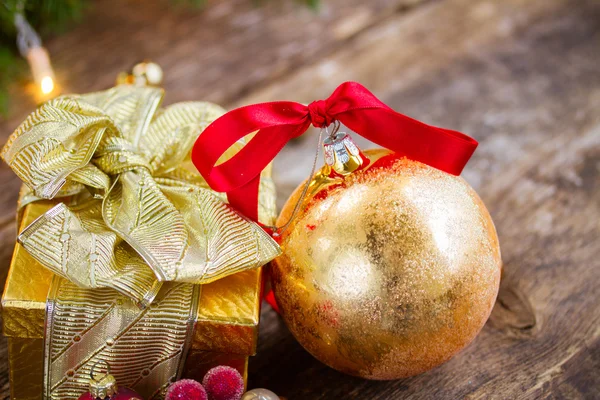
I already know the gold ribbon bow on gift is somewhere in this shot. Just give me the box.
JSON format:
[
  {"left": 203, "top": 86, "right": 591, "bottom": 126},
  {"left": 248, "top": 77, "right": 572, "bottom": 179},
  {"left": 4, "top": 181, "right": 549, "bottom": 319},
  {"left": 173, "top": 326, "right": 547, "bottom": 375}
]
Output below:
[{"left": 1, "top": 85, "right": 281, "bottom": 307}]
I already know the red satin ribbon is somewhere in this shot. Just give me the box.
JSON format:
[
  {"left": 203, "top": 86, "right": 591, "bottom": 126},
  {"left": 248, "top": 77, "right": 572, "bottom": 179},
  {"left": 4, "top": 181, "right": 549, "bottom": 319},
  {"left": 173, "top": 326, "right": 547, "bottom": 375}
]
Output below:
[{"left": 192, "top": 82, "right": 478, "bottom": 221}]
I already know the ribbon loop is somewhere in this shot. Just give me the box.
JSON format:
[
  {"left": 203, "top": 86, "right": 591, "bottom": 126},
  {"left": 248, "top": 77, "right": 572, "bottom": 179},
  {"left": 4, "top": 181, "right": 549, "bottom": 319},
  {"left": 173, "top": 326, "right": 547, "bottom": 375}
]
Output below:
[{"left": 192, "top": 82, "right": 478, "bottom": 222}]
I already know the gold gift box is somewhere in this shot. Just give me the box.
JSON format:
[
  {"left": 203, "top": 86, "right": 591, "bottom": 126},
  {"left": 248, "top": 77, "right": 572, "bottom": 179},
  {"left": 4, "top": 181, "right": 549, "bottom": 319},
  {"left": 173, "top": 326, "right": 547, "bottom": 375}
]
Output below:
[{"left": 3, "top": 201, "right": 265, "bottom": 399}]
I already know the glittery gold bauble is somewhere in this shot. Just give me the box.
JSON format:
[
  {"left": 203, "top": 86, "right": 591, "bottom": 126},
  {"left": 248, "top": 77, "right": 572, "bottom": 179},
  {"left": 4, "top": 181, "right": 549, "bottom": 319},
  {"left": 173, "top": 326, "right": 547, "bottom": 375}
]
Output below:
[
  {"left": 116, "top": 61, "right": 163, "bottom": 87},
  {"left": 271, "top": 136, "right": 501, "bottom": 380}
]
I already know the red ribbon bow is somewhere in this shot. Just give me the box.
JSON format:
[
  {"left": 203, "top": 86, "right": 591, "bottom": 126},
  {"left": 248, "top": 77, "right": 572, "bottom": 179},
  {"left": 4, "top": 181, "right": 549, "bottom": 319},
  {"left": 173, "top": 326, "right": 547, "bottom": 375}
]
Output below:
[{"left": 192, "top": 82, "right": 478, "bottom": 221}]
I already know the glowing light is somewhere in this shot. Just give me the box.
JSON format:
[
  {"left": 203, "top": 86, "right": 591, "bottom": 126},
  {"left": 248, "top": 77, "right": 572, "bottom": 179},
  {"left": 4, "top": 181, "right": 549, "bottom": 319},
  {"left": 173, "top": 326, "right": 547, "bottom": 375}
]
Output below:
[{"left": 40, "top": 76, "right": 54, "bottom": 94}]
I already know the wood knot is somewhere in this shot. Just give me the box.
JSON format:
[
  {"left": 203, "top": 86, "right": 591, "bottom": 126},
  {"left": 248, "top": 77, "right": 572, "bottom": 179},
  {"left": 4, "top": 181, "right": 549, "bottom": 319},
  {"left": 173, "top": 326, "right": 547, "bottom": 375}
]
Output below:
[{"left": 489, "top": 272, "right": 538, "bottom": 337}]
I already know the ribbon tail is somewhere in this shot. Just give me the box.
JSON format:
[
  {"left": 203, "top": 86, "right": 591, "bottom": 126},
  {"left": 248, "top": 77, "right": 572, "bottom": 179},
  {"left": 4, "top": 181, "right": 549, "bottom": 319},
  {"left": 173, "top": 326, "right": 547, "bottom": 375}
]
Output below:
[
  {"left": 228, "top": 175, "right": 262, "bottom": 222},
  {"left": 338, "top": 107, "right": 478, "bottom": 175}
]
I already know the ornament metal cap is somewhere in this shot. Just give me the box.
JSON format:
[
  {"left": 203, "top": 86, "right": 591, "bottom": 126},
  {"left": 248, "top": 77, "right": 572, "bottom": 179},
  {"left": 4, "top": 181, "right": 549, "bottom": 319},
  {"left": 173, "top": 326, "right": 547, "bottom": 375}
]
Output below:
[
  {"left": 323, "top": 131, "right": 363, "bottom": 175},
  {"left": 89, "top": 361, "right": 118, "bottom": 398}
]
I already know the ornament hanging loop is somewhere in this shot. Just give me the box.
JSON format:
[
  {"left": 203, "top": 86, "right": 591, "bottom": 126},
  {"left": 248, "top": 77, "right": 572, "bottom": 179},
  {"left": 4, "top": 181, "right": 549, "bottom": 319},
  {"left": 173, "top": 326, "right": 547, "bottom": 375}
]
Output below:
[
  {"left": 268, "top": 127, "right": 325, "bottom": 238},
  {"left": 266, "top": 121, "right": 357, "bottom": 238},
  {"left": 90, "top": 360, "right": 111, "bottom": 381},
  {"left": 329, "top": 120, "right": 341, "bottom": 140},
  {"left": 88, "top": 360, "right": 119, "bottom": 398}
]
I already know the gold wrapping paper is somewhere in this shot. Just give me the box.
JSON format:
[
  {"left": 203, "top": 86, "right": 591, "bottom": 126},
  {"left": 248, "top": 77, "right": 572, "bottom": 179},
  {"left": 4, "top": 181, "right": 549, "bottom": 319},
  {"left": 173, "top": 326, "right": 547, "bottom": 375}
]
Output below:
[{"left": 7, "top": 337, "right": 45, "bottom": 399}]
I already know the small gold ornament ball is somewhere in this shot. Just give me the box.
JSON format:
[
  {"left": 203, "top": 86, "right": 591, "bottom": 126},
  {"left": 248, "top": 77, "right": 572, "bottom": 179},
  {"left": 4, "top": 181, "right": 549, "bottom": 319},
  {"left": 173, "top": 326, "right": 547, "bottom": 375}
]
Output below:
[
  {"left": 271, "top": 149, "right": 502, "bottom": 380},
  {"left": 133, "top": 62, "right": 163, "bottom": 86},
  {"left": 117, "top": 62, "right": 163, "bottom": 87}
]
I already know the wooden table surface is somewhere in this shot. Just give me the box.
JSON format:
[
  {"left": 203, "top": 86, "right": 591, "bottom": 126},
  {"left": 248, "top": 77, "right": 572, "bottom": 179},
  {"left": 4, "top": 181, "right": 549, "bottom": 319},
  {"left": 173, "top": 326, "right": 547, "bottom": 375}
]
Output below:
[{"left": 1, "top": 0, "right": 599, "bottom": 398}]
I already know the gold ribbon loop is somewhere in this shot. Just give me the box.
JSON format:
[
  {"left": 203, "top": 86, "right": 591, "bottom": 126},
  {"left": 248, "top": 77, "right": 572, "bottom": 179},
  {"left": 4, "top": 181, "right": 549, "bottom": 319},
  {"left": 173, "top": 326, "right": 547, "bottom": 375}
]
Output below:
[
  {"left": 2, "top": 85, "right": 281, "bottom": 306},
  {"left": 2, "top": 96, "right": 114, "bottom": 199}
]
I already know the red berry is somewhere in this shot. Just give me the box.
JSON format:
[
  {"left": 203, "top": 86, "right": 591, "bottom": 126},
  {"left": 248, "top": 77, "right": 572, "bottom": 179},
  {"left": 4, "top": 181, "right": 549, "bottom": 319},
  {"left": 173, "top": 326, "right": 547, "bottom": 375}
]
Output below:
[
  {"left": 166, "top": 379, "right": 208, "bottom": 400},
  {"left": 202, "top": 366, "right": 244, "bottom": 400}
]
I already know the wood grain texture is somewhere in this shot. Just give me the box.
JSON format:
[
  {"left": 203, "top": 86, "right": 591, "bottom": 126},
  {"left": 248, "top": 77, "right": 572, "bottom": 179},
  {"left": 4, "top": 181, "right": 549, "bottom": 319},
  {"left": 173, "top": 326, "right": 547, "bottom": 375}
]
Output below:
[{"left": 1, "top": 0, "right": 598, "bottom": 398}]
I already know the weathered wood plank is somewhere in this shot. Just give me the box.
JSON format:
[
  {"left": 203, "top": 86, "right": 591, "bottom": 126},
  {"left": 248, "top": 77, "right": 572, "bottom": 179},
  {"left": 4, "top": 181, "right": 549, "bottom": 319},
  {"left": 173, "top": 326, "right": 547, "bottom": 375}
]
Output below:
[
  {"left": 242, "top": 0, "right": 600, "bottom": 398},
  {"left": 235, "top": 0, "right": 588, "bottom": 204},
  {"left": 0, "top": 0, "right": 425, "bottom": 134}
]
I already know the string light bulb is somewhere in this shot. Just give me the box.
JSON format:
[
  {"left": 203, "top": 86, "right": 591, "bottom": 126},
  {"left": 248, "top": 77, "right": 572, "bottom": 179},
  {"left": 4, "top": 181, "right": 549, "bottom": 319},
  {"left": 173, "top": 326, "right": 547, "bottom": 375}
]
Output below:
[
  {"left": 25, "top": 46, "right": 56, "bottom": 96},
  {"left": 41, "top": 76, "right": 54, "bottom": 95},
  {"left": 15, "top": 7, "right": 58, "bottom": 99}
]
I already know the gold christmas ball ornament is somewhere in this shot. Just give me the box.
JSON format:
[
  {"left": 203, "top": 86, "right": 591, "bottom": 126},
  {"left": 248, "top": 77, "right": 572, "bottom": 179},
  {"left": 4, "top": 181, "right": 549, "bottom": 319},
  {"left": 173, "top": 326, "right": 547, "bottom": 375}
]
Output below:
[
  {"left": 133, "top": 62, "right": 163, "bottom": 86},
  {"left": 117, "top": 61, "right": 163, "bottom": 87},
  {"left": 271, "top": 133, "right": 501, "bottom": 380}
]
